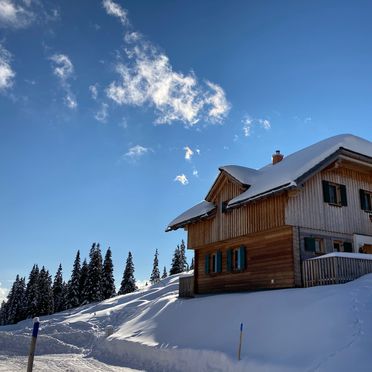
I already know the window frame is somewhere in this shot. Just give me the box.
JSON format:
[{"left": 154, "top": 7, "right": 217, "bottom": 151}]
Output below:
[
  {"left": 360, "top": 189, "right": 372, "bottom": 212},
  {"left": 322, "top": 180, "right": 347, "bottom": 207}
]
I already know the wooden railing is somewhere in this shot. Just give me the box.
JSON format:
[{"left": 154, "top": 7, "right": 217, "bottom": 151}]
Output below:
[
  {"left": 303, "top": 255, "right": 372, "bottom": 288},
  {"left": 179, "top": 275, "right": 194, "bottom": 298}
]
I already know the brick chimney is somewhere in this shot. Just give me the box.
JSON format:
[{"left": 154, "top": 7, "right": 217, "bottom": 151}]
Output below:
[{"left": 272, "top": 150, "right": 284, "bottom": 165}]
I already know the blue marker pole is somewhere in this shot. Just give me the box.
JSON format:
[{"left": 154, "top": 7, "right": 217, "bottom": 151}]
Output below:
[
  {"left": 27, "top": 317, "right": 40, "bottom": 372},
  {"left": 238, "top": 322, "right": 243, "bottom": 361}
]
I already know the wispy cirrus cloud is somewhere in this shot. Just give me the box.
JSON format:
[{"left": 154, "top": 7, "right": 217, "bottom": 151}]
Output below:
[
  {"left": 50, "top": 53, "right": 77, "bottom": 109},
  {"left": 89, "top": 84, "right": 98, "bottom": 100},
  {"left": 0, "top": 0, "right": 34, "bottom": 29},
  {"left": 242, "top": 115, "right": 271, "bottom": 137},
  {"left": 103, "top": 0, "right": 230, "bottom": 126},
  {"left": 124, "top": 145, "right": 150, "bottom": 161},
  {"left": 95, "top": 102, "right": 109, "bottom": 123},
  {"left": 174, "top": 174, "right": 188, "bottom": 185},
  {"left": 0, "top": 44, "right": 15, "bottom": 92}
]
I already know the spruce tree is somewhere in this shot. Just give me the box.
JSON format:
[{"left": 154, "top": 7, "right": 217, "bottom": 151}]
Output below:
[
  {"left": 190, "top": 257, "right": 194, "bottom": 270},
  {"left": 150, "top": 249, "right": 160, "bottom": 285},
  {"left": 118, "top": 251, "right": 137, "bottom": 294},
  {"left": 25, "top": 264, "right": 40, "bottom": 318},
  {"left": 52, "top": 264, "right": 64, "bottom": 313},
  {"left": 86, "top": 243, "right": 103, "bottom": 302},
  {"left": 37, "top": 267, "right": 54, "bottom": 316},
  {"left": 66, "top": 250, "right": 81, "bottom": 309},
  {"left": 6, "top": 275, "right": 26, "bottom": 324},
  {"left": 102, "top": 247, "right": 115, "bottom": 300},
  {"left": 0, "top": 300, "right": 7, "bottom": 326},
  {"left": 180, "top": 239, "right": 188, "bottom": 271},
  {"left": 161, "top": 266, "right": 167, "bottom": 279},
  {"left": 79, "top": 259, "right": 89, "bottom": 305},
  {"left": 169, "top": 245, "right": 182, "bottom": 275}
]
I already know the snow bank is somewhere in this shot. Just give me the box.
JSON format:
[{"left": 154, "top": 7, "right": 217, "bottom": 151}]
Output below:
[{"left": 2, "top": 272, "right": 372, "bottom": 371}]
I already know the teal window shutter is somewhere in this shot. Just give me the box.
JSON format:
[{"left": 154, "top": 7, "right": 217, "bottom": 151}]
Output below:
[
  {"left": 217, "top": 251, "right": 222, "bottom": 273},
  {"left": 304, "top": 237, "right": 316, "bottom": 252},
  {"left": 343, "top": 242, "right": 352, "bottom": 253},
  {"left": 322, "top": 181, "right": 330, "bottom": 203},
  {"left": 227, "top": 249, "right": 232, "bottom": 272},
  {"left": 360, "top": 189, "right": 366, "bottom": 210},
  {"left": 205, "top": 254, "right": 210, "bottom": 274},
  {"left": 239, "top": 246, "right": 246, "bottom": 270},
  {"left": 340, "top": 185, "right": 347, "bottom": 206}
]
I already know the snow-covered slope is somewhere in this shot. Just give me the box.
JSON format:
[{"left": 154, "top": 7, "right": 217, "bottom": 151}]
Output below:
[{"left": 1, "top": 273, "right": 372, "bottom": 371}]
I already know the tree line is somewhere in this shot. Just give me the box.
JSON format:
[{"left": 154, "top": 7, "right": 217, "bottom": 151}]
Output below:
[{"left": 0, "top": 240, "right": 191, "bottom": 326}]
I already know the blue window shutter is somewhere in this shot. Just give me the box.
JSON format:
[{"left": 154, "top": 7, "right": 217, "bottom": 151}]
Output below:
[
  {"left": 205, "top": 254, "right": 210, "bottom": 274},
  {"left": 322, "top": 180, "right": 330, "bottom": 203},
  {"left": 217, "top": 251, "right": 222, "bottom": 273},
  {"left": 340, "top": 185, "right": 347, "bottom": 206},
  {"left": 227, "top": 249, "right": 232, "bottom": 272},
  {"left": 343, "top": 242, "right": 352, "bottom": 253},
  {"left": 304, "top": 237, "right": 316, "bottom": 252},
  {"left": 239, "top": 246, "right": 246, "bottom": 270},
  {"left": 360, "top": 189, "right": 367, "bottom": 210}
]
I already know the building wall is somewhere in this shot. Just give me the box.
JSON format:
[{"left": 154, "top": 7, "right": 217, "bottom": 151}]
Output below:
[
  {"left": 187, "top": 176, "right": 287, "bottom": 249},
  {"left": 194, "top": 226, "right": 294, "bottom": 294},
  {"left": 285, "top": 167, "right": 372, "bottom": 236}
]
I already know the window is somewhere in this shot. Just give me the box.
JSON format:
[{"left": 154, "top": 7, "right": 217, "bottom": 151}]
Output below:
[
  {"left": 205, "top": 251, "right": 222, "bottom": 274},
  {"left": 221, "top": 200, "right": 229, "bottom": 213},
  {"left": 333, "top": 241, "right": 353, "bottom": 253},
  {"left": 360, "top": 189, "right": 372, "bottom": 212},
  {"left": 322, "top": 180, "right": 347, "bottom": 206},
  {"left": 304, "top": 237, "right": 324, "bottom": 253},
  {"left": 227, "top": 246, "right": 246, "bottom": 272}
]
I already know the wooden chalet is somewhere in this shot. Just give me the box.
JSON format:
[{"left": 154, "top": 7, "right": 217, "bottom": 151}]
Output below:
[{"left": 166, "top": 134, "right": 372, "bottom": 294}]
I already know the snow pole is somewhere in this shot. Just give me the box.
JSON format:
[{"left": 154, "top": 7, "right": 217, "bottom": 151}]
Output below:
[
  {"left": 238, "top": 322, "right": 243, "bottom": 361},
  {"left": 27, "top": 317, "right": 40, "bottom": 372}
]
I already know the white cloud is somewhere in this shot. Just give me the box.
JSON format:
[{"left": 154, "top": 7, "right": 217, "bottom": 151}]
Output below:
[
  {"left": 95, "top": 102, "right": 109, "bottom": 123},
  {"left": 242, "top": 115, "right": 271, "bottom": 137},
  {"left": 0, "top": 0, "right": 34, "bottom": 29},
  {"left": 174, "top": 174, "right": 188, "bottom": 185},
  {"left": 304, "top": 117, "right": 312, "bottom": 124},
  {"left": 0, "top": 45, "right": 15, "bottom": 91},
  {"left": 89, "top": 84, "right": 98, "bottom": 100},
  {"left": 184, "top": 146, "right": 193, "bottom": 161},
  {"left": 192, "top": 169, "right": 199, "bottom": 177},
  {"left": 0, "top": 282, "right": 8, "bottom": 303},
  {"left": 104, "top": 0, "right": 230, "bottom": 126},
  {"left": 102, "top": 0, "right": 128, "bottom": 26},
  {"left": 118, "top": 117, "right": 128, "bottom": 129},
  {"left": 50, "top": 53, "right": 77, "bottom": 109},
  {"left": 195, "top": 148, "right": 200, "bottom": 155},
  {"left": 124, "top": 145, "right": 149, "bottom": 160}
]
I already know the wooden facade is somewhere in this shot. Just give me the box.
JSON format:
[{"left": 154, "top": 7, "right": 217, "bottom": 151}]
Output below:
[{"left": 171, "top": 140, "right": 372, "bottom": 294}]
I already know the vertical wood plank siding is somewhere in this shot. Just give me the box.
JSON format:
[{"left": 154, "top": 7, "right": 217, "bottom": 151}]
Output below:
[
  {"left": 195, "top": 226, "right": 294, "bottom": 293},
  {"left": 303, "top": 256, "right": 372, "bottom": 287},
  {"left": 286, "top": 168, "right": 372, "bottom": 236},
  {"left": 187, "top": 178, "right": 287, "bottom": 249}
]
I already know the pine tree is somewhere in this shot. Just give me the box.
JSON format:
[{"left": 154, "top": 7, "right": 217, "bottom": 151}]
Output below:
[
  {"left": 79, "top": 259, "right": 89, "bottom": 305},
  {"left": 161, "top": 266, "right": 167, "bottom": 279},
  {"left": 118, "top": 251, "right": 137, "bottom": 294},
  {"left": 37, "top": 267, "right": 54, "bottom": 316},
  {"left": 66, "top": 250, "right": 81, "bottom": 309},
  {"left": 150, "top": 249, "right": 160, "bottom": 285},
  {"left": 102, "top": 247, "right": 115, "bottom": 300},
  {"left": 180, "top": 239, "right": 188, "bottom": 271},
  {"left": 52, "top": 264, "right": 64, "bottom": 313},
  {"left": 190, "top": 257, "right": 194, "bottom": 271},
  {"left": 25, "top": 264, "right": 40, "bottom": 318},
  {"left": 5, "top": 275, "right": 26, "bottom": 324},
  {"left": 86, "top": 243, "right": 103, "bottom": 302},
  {"left": 0, "top": 300, "right": 7, "bottom": 325},
  {"left": 169, "top": 245, "right": 182, "bottom": 275}
]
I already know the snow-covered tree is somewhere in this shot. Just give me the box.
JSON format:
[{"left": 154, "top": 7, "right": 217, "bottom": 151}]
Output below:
[
  {"left": 52, "top": 264, "right": 64, "bottom": 313},
  {"left": 118, "top": 251, "right": 137, "bottom": 295},
  {"left": 66, "top": 250, "right": 81, "bottom": 309},
  {"left": 79, "top": 258, "right": 89, "bottom": 305},
  {"left": 37, "top": 267, "right": 54, "bottom": 316},
  {"left": 169, "top": 245, "right": 183, "bottom": 275},
  {"left": 25, "top": 264, "right": 40, "bottom": 318},
  {"left": 150, "top": 249, "right": 160, "bottom": 285},
  {"left": 102, "top": 247, "right": 115, "bottom": 300},
  {"left": 86, "top": 243, "right": 103, "bottom": 302},
  {"left": 161, "top": 266, "right": 167, "bottom": 279}
]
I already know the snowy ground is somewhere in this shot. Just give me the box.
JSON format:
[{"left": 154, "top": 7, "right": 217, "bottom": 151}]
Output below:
[{"left": 1, "top": 273, "right": 372, "bottom": 371}]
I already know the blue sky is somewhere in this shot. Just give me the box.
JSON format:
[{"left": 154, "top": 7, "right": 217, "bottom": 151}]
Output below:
[{"left": 1, "top": 0, "right": 371, "bottom": 300}]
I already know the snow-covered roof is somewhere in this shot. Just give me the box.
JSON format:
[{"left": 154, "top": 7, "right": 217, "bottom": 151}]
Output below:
[
  {"left": 228, "top": 134, "right": 372, "bottom": 207},
  {"left": 310, "top": 252, "right": 372, "bottom": 261},
  {"left": 166, "top": 200, "right": 216, "bottom": 231},
  {"left": 167, "top": 134, "right": 372, "bottom": 230},
  {"left": 219, "top": 165, "right": 259, "bottom": 186}
]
